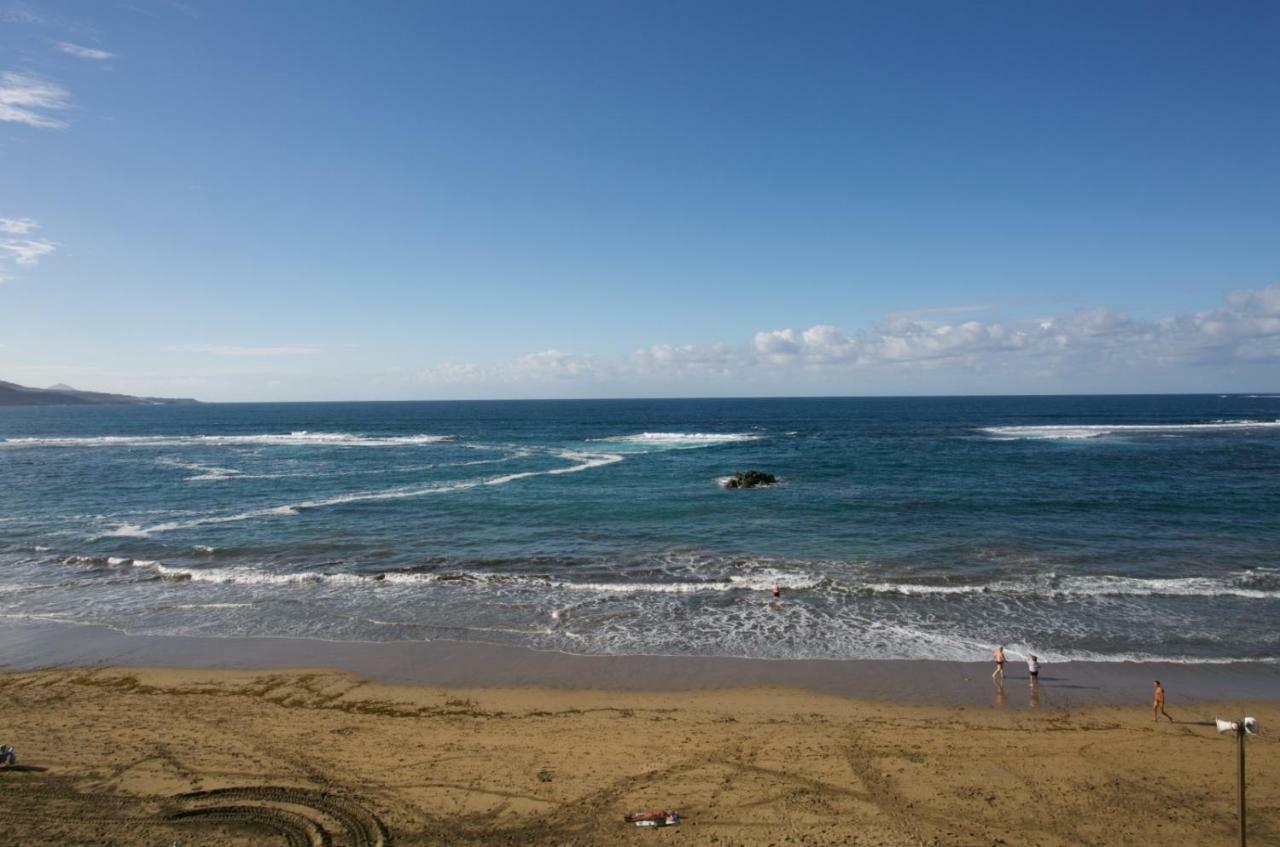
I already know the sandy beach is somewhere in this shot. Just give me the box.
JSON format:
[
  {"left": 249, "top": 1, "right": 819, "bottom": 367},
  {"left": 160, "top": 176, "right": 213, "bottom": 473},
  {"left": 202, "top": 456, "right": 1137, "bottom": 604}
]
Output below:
[{"left": 1, "top": 626, "right": 1277, "bottom": 846}]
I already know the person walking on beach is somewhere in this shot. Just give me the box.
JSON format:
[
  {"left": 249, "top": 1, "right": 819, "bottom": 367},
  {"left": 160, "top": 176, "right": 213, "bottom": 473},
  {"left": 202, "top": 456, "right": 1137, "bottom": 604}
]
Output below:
[
  {"left": 1152, "top": 680, "right": 1173, "bottom": 722},
  {"left": 992, "top": 645, "right": 1006, "bottom": 680},
  {"left": 1026, "top": 653, "right": 1040, "bottom": 685}
]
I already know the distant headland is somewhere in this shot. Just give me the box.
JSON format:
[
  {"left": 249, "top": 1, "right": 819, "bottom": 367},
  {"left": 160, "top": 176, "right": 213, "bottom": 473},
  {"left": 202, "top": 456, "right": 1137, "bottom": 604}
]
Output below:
[{"left": 0, "top": 379, "right": 199, "bottom": 407}]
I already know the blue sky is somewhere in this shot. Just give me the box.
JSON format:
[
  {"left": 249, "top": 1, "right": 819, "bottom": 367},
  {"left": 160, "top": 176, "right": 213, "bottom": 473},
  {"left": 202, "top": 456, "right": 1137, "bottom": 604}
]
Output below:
[{"left": 2, "top": 1, "right": 1278, "bottom": 400}]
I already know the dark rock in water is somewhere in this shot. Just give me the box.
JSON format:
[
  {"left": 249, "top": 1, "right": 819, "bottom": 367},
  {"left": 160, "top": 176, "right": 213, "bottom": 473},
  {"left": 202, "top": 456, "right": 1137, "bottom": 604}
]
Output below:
[{"left": 723, "top": 470, "right": 777, "bottom": 489}]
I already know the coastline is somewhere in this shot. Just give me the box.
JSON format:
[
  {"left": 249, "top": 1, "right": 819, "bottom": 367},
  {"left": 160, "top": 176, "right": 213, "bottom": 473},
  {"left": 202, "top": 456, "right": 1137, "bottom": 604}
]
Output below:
[
  {"left": 3, "top": 619, "right": 1278, "bottom": 707},
  {"left": 3, "top": 620, "right": 1278, "bottom": 845}
]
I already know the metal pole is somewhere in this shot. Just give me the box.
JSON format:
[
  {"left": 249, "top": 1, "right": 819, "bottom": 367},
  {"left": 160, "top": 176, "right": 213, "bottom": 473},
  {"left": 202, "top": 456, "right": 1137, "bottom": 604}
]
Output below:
[{"left": 1237, "top": 725, "right": 1246, "bottom": 847}]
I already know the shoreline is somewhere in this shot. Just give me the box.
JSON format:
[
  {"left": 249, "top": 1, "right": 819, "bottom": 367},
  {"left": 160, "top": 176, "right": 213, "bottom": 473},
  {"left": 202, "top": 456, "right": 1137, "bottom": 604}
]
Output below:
[
  {"left": 3, "top": 620, "right": 1277, "bottom": 707},
  {"left": 3, "top": 620, "right": 1278, "bottom": 844}
]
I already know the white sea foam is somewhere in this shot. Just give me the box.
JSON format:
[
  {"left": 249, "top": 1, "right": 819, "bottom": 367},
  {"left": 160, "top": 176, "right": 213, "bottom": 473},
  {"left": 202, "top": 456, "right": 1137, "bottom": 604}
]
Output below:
[
  {"left": 106, "top": 561, "right": 823, "bottom": 594},
  {"left": 102, "top": 524, "right": 149, "bottom": 538},
  {"left": 860, "top": 571, "right": 1280, "bottom": 599},
  {"left": 103, "top": 505, "right": 300, "bottom": 537},
  {"left": 554, "top": 572, "right": 821, "bottom": 595},
  {"left": 157, "top": 458, "right": 243, "bottom": 481},
  {"left": 67, "top": 546, "right": 1280, "bottom": 603},
  {"left": 2, "top": 431, "right": 454, "bottom": 449},
  {"left": 590, "top": 432, "right": 763, "bottom": 447},
  {"left": 154, "top": 563, "right": 367, "bottom": 585},
  {"left": 484, "top": 450, "right": 623, "bottom": 485},
  {"left": 171, "top": 603, "right": 253, "bottom": 609},
  {"left": 101, "top": 450, "right": 624, "bottom": 537},
  {"left": 981, "top": 420, "right": 1280, "bottom": 440},
  {"left": 30, "top": 554, "right": 1280, "bottom": 663}
]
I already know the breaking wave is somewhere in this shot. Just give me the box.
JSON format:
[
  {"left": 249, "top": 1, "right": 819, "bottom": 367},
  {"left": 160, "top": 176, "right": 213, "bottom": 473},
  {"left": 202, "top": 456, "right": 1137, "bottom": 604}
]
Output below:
[
  {"left": 981, "top": 420, "right": 1280, "bottom": 440},
  {"left": 1, "top": 431, "right": 454, "bottom": 448},
  {"left": 590, "top": 432, "right": 763, "bottom": 447},
  {"left": 860, "top": 570, "right": 1280, "bottom": 600},
  {"left": 61, "top": 553, "right": 1279, "bottom": 601}
]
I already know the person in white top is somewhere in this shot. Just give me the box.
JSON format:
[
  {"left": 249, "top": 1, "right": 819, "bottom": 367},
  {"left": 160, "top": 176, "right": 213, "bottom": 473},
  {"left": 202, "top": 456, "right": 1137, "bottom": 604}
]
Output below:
[{"left": 1026, "top": 654, "right": 1040, "bottom": 685}]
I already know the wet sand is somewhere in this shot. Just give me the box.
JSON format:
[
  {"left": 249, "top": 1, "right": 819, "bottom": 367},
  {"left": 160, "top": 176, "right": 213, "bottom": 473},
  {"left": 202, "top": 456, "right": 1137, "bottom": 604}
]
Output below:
[
  {"left": 1, "top": 622, "right": 1277, "bottom": 845},
  {"left": 3, "top": 620, "right": 1279, "bottom": 706}
]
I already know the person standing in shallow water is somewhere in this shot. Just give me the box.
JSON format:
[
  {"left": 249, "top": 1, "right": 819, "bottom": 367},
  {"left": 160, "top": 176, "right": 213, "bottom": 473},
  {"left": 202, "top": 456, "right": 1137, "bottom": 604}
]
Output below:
[
  {"left": 992, "top": 645, "right": 1006, "bottom": 680},
  {"left": 1152, "top": 680, "right": 1174, "bottom": 722}
]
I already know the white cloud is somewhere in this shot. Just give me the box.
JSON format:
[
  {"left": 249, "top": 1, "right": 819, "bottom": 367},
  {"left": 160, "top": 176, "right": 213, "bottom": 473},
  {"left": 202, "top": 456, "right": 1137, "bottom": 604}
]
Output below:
[
  {"left": 752, "top": 328, "right": 801, "bottom": 363},
  {"left": 630, "top": 342, "right": 738, "bottom": 377},
  {"left": 0, "top": 218, "right": 38, "bottom": 234},
  {"left": 0, "top": 237, "right": 54, "bottom": 265},
  {"left": 162, "top": 344, "right": 323, "bottom": 357},
  {"left": 0, "top": 71, "right": 71, "bottom": 129},
  {"left": 56, "top": 42, "right": 116, "bottom": 61},
  {"left": 416, "top": 282, "right": 1280, "bottom": 391},
  {"left": 513, "top": 349, "right": 597, "bottom": 378},
  {"left": 0, "top": 217, "right": 54, "bottom": 282}
]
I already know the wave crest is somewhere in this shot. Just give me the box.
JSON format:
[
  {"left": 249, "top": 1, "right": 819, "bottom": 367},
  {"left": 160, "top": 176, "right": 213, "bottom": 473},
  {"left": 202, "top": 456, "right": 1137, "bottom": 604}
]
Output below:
[
  {"left": 2, "top": 431, "right": 454, "bottom": 449},
  {"left": 981, "top": 420, "right": 1280, "bottom": 440},
  {"left": 590, "top": 432, "right": 762, "bottom": 447}
]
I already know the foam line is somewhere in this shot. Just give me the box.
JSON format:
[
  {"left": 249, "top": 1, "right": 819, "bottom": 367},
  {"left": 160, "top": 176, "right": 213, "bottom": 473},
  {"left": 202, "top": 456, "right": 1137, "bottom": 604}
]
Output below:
[
  {"left": 102, "top": 450, "right": 624, "bottom": 537},
  {"left": 66, "top": 552, "right": 1277, "bottom": 600},
  {"left": 861, "top": 572, "right": 1280, "bottom": 599},
  {"left": 981, "top": 420, "right": 1280, "bottom": 440},
  {"left": 590, "top": 432, "right": 762, "bottom": 447},
  {"left": 2, "top": 432, "right": 453, "bottom": 448}
]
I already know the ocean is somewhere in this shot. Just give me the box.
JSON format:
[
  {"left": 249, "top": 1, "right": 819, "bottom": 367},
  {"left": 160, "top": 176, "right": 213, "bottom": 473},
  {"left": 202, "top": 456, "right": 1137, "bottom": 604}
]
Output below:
[{"left": 1, "top": 395, "right": 1277, "bottom": 664}]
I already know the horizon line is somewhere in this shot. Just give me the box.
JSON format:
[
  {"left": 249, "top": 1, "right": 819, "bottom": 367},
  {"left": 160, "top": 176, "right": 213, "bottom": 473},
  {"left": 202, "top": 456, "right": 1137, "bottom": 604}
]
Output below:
[{"left": 137, "top": 389, "right": 1280, "bottom": 405}]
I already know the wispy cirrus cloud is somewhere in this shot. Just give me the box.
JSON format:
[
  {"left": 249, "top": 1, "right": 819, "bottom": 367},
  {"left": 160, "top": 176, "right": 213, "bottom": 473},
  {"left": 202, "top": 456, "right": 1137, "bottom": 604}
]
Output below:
[
  {"left": 162, "top": 344, "right": 323, "bottom": 357},
  {"left": 55, "top": 41, "right": 115, "bottom": 61},
  {"left": 0, "top": 218, "right": 39, "bottom": 235},
  {"left": 0, "top": 71, "right": 72, "bottom": 129},
  {"left": 0, "top": 238, "right": 55, "bottom": 265},
  {"left": 0, "top": 217, "right": 55, "bottom": 282}
]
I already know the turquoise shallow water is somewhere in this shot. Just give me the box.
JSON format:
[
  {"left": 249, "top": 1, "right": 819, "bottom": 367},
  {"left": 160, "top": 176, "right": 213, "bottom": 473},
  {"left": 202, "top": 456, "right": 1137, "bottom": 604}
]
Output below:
[{"left": 1, "top": 395, "right": 1277, "bottom": 662}]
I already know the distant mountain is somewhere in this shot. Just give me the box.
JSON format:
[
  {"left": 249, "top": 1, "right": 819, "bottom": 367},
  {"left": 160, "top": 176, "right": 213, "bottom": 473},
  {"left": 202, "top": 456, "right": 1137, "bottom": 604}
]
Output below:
[{"left": 0, "top": 380, "right": 200, "bottom": 407}]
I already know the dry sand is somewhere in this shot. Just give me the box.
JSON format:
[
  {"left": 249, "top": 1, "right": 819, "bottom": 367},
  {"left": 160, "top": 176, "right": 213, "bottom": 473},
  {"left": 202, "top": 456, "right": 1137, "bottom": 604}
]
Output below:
[{"left": 1, "top": 665, "right": 1275, "bottom": 846}]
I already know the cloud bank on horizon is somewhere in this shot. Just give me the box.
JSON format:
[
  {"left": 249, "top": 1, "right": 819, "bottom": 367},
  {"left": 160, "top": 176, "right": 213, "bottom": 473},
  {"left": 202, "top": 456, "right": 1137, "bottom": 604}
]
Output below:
[
  {"left": 7, "top": 281, "right": 1276, "bottom": 401},
  {"left": 409, "top": 282, "right": 1280, "bottom": 396}
]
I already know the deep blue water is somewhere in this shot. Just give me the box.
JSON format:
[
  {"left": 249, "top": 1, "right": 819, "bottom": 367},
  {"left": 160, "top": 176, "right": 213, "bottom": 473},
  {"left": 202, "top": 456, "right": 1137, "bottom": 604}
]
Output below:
[{"left": 1, "top": 395, "right": 1277, "bottom": 662}]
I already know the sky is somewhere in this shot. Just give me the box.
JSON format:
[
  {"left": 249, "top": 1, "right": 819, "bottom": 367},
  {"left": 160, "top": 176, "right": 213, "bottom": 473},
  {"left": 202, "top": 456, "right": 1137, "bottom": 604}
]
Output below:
[{"left": 1, "top": 1, "right": 1278, "bottom": 401}]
